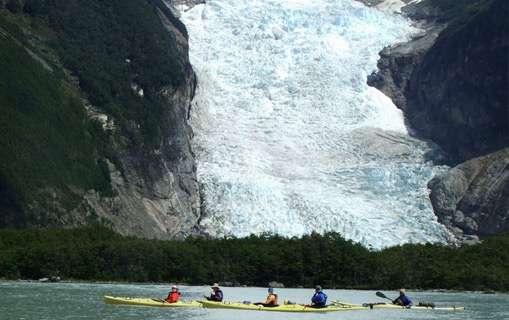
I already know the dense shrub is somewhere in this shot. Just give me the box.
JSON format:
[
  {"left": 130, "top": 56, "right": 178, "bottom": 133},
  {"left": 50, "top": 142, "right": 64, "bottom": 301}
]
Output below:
[{"left": 1, "top": 227, "right": 508, "bottom": 291}]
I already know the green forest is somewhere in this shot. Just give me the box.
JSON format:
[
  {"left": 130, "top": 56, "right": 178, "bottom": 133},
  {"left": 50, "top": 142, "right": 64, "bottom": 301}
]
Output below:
[{"left": 1, "top": 227, "right": 508, "bottom": 291}]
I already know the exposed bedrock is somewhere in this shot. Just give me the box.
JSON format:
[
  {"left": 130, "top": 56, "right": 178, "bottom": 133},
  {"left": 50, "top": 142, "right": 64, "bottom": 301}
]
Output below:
[
  {"left": 429, "top": 148, "right": 509, "bottom": 241},
  {"left": 0, "top": 0, "right": 201, "bottom": 239},
  {"left": 369, "top": 0, "right": 509, "bottom": 163},
  {"left": 365, "top": 0, "right": 509, "bottom": 239}
]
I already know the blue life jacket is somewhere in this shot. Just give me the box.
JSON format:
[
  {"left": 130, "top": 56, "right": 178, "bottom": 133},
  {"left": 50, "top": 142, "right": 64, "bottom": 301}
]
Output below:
[
  {"left": 401, "top": 294, "right": 412, "bottom": 306},
  {"left": 395, "top": 294, "right": 412, "bottom": 307},
  {"left": 311, "top": 291, "right": 327, "bottom": 306}
]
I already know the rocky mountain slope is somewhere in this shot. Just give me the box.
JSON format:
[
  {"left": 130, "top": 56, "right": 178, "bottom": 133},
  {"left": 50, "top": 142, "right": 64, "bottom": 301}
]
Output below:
[
  {"left": 0, "top": 0, "right": 201, "bottom": 238},
  {"left": 365, "top": 0, "right": 508, "bottom": 241}
]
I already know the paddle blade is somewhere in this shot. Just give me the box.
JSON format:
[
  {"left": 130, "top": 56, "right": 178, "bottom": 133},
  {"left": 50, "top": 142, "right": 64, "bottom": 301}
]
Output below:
[{"left": 376, "top": 291, "right": 389, "bottom": 299}]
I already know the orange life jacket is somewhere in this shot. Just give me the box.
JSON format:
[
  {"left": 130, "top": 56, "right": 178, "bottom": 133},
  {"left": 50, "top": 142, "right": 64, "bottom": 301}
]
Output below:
[{"left": 166, "top": 291, "right": 181, "bottom": 303}]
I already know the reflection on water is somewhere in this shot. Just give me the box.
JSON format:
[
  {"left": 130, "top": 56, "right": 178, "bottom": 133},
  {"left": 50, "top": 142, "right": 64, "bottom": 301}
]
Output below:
[{"left": 1, "top": 281, "right": 508, "bottom": 320}]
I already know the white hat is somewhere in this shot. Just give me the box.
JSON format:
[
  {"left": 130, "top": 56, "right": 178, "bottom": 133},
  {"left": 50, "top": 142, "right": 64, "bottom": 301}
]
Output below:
[{"left": 211, "top": 283, "right": 220, "bottom": 288}]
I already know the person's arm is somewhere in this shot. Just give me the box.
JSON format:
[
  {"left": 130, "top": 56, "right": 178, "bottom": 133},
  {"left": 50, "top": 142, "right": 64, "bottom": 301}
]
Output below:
[{"left": 217, "top": 290, "right": 223, "bottom": 301}]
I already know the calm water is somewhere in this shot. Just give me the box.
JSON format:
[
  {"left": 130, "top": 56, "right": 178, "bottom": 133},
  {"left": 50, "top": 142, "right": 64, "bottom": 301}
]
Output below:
[{"left": 1, "top": 281, "right": 508, "bottom": 319}]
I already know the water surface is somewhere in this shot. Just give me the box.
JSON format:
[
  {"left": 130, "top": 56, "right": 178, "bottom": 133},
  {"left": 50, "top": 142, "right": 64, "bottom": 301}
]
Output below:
[{"left": 2, "top": 281, "right": 508, "bottom": 319}]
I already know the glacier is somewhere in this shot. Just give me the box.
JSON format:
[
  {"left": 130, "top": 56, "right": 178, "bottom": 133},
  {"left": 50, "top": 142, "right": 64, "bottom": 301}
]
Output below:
[{"left": 181, "top": 0, "right": 452, "bottom": 248}]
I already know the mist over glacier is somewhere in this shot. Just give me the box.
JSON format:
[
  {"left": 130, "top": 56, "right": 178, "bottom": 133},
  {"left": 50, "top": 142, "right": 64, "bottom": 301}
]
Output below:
[{"left": 181, "top": 0, "right": 451, "bottom": 248}]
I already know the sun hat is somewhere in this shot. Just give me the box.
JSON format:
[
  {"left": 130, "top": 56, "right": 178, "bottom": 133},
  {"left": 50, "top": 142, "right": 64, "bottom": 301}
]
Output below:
[{"left": 211, "top": 283, "right": 220, "bottom": 288}]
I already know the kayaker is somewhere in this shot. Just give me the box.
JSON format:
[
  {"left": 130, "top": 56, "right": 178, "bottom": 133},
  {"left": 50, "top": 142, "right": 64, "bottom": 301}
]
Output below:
[
  {"left": 310, "top": 285, "right": 327, "bottom": 308},
  {"left": 165, "top": 285, "right": 181, "bottom": 303},
  {"left": 393, "top": 289, "right": 413, "bottom": 307},
  {"left": 206, "top": 283, "right": 224, "bottom": 302},
  {"left": 254, "top": 287, "right": 279, "bottom": 307}
]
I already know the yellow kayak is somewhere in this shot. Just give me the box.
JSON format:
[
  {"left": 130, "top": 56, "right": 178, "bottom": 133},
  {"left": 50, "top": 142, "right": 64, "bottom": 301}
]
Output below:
[
  {"left": 104, "top": 296, "right": 202, "bottom": 308},
  {"left": 371, "top": 303, "right": 464, "bottom": 311},
  {"left": 335, "top": 301, "right": 465, "bottom": 311},
  {"left": 199, "top": 300, "right": 366, "bottom": 312}
]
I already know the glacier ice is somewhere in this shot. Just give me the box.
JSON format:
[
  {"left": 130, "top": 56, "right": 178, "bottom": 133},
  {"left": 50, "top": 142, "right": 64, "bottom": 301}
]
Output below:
[{"left": 181, "top": 0, "right": 451, "bottom": 248}]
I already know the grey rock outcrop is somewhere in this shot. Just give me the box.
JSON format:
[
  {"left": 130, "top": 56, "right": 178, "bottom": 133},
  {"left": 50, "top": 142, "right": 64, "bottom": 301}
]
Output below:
[
  {"left": 268, "top": 281, "right": 285, "bottom": 288},
  {"left": 429, "top": 148, "right": 509, "bottom": 239}
]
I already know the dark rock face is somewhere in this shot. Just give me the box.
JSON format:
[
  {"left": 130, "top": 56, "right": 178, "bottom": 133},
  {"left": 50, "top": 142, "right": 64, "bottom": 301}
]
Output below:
[
  {"left": 405, "top": 0, "right": 509, "bottom": 162},
  {"left": 84, "top": 58, "right": 200, "bottom": 239},
  {"left": 429, "top": 148, "right": 509, "bottom": 239},
  {"left": 76, "top": 4, "right": 202, "bottom": 239},
  {"left": 369, "top": 0, "right": 509, "bottom": 163},
  {"left": 0, "top": 1, "right": 201, "bottom": 238},
  {"left": 367, "top": 26, "right": 444, "bottom": 112},
  {"left": 365, "top": 0, "right": 509, "bottom": 240}
]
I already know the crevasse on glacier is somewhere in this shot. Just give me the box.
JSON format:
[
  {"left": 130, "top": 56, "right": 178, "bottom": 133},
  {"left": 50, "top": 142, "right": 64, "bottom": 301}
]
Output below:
[{"left": 181, "top": 0, "right": 451, "bottom": 248}]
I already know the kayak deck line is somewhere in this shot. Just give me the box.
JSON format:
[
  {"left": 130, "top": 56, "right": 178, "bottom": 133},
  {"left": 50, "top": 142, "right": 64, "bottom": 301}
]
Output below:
[{"left": 103, "top": 296, "right": 202, "bottom": 308}]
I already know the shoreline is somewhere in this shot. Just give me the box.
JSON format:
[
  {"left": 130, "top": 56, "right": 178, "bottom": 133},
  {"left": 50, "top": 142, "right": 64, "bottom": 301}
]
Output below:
[{"left": 1, "top": 279, "right": 504, "bottom": 294}]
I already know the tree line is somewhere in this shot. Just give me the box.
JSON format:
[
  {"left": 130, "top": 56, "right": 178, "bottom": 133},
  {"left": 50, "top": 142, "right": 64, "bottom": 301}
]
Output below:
[{"left": 0, "top": 226, "right": 508, "bottom": 291}]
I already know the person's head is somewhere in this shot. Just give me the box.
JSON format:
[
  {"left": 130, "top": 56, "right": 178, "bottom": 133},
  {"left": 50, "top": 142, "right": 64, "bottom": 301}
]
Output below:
[
  {"left": 211, "top": 283, "right": 220, "bottom": 291},
  {"left": 315, "top": 285, "right": 322, "bottom": 292},
  {"left": 171, "top": 285, "right": 178, "bottom": 292},
  {"left": 268, "top": 287, "right": 274, "bottom": 294},
  {"left": 399, "top": 288, "right": 406, "bottom": 295}
]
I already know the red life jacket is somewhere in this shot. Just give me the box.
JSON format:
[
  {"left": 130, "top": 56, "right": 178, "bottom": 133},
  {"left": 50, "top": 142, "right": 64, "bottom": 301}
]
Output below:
[{"left": 166, "top": 291, "right": 181, "bottom": 303}]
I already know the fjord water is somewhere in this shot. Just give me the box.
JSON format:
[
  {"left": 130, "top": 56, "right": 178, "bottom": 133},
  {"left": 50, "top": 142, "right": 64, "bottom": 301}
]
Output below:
[
  {"left": 1, "top": 282, "right": 508, "bottom": 320},
  {"left": 181, "top": 0, "right": 450, "bottom": 248}
]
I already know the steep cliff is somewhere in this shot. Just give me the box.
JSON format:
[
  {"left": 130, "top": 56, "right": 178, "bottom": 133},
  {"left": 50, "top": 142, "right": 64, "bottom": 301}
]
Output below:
[
  {"left": 366, "top": 0, "right": 509, "bottom": 239},
  {"left": 369, "top": 0, "right": 509, "bottom": 163},
  {"left": 0, "top": 0, "right": 200, "bottom": 238}
]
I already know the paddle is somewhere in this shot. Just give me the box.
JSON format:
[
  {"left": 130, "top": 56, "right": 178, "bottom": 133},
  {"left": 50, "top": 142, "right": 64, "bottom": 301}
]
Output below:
[
  {"left": 376, "top": 291, "right": 393, "bottom": 302},
  {"left": 330, "top": 300, "right": 358, "bottom": 307}
]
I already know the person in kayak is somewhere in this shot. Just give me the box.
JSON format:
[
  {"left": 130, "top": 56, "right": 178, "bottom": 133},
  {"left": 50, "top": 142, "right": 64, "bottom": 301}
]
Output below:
[
  {"left": 393, "top": 289, "right": 413, "bottom": 307},
  {"left": 206, "top": 283, "right": 223, "bottom": 302},
  {"left": 310, "top": 285, "right": 327, "bottom": 308},
  {"left": 165, "top": 285, "right": 181, "bottom": 303},
  {"left": 254, "top": 287, "right": 279, "bottom": 307}
]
